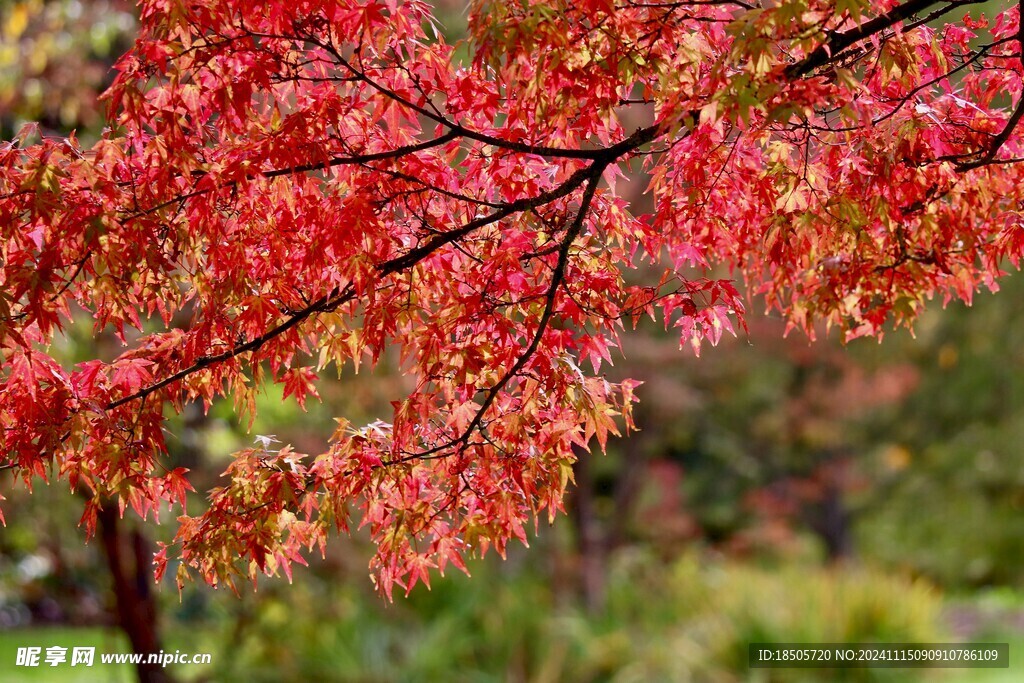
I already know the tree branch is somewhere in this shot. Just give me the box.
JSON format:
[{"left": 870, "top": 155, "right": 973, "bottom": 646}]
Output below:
[
  {"left": 953, "top": 0, "right": 1024, "bottom": 171},
  {"left": 787, "top": 0, "right": 972, "bottom": 78},
  {"left": 103, "top": 124, "right": 661, "bottom": 413},
  {"left": 385, "top": 162, "right": 608, "bottom": 465}
]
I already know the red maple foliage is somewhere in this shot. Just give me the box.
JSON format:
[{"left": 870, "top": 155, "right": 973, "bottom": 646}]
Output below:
[{"left": 2, "top": 0, "right": 1023, "bottom": 598}]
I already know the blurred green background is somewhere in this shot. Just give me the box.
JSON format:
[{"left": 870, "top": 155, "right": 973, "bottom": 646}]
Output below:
[{"left": 1, "top": 1, "right": 1022, "bottom": 681}]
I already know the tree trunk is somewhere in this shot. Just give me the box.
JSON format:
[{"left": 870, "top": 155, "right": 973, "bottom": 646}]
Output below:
[
  {"left": 97, "top": 504, "right": 173, "bottom": 683},
  {"left": 571, "top": 451, "right": 606, "bottom": 613},
  {"left": 806, "top": 481, "right": 854, "bottom": 562}
]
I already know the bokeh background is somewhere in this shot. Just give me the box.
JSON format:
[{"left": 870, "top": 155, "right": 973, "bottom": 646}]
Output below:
[{"left": 1, "top": 1, "right": 1022, "bottom": 681}]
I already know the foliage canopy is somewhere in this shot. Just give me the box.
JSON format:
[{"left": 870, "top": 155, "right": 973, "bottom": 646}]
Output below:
[{"left": 2, "top": 0, "right": 1023, "bottom": 597}]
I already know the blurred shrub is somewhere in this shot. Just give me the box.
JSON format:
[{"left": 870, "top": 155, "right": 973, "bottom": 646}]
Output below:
[
  {"left": 189, "top": 549, "right": 946, "bottom": 683},
  {"left": 851, "top": 272, "right": 1024, "bottom": 588}
]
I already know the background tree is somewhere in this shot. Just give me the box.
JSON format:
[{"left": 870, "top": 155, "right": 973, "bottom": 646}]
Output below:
[{"left": 0, "top": 0, "right": 136, "bottom": 139}]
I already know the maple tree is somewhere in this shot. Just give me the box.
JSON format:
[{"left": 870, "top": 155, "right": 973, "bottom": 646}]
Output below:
[{"left": 2, "top": 0, "right": 1024, "bottom": 599}]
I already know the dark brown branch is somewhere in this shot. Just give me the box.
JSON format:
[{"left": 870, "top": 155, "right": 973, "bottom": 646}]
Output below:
[
  {"left": 260, "top": 130, "right": 461, "bottom": 179},
  {"left": 104, "top": 286, "right": 355, "bottom": 410},
  {"left": 383, "top": 163, "right": 607, "bottom": 465},
  {"left": 901, "top": 0, "right": 987, "bottom": 34},
  {"left": 316, "top": 34, "right": 659, "bottom": 162},
  {"left": 380, "top": 125, "right": 660, "bottom": 275},
  {"left": 955, "top": 98, "right": 1024, "bottom": 171},
  {"left": 131, "top": 131, "right": 461, "bottom": 220},
  {"left": 953, "top": 0, "right": 1024, "bottom": 171},
  {"left": 787, "top": 0, "right": 966, "bottom": 78},
  {"left": 104, "top": 125, "right": 661, "bottom": 413},
  {"left": 464, "top": 167, "right": 605, "bottom": 430}
]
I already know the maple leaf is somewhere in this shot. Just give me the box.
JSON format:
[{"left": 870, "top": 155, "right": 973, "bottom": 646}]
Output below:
[
  {"left": 111, "top": 358, "right": 155, "bottom": 396},
  {"left": 281, "top": 367, "right": 320, "bottom": 410}
]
